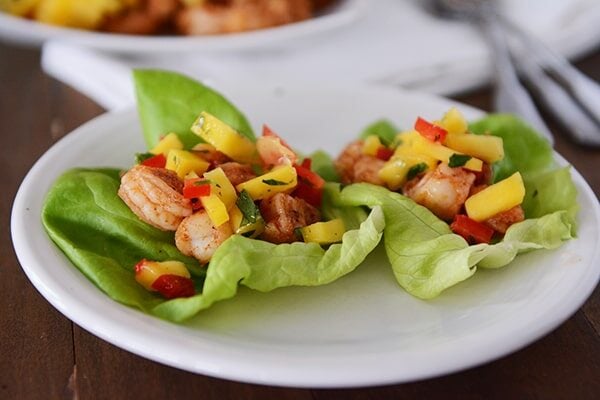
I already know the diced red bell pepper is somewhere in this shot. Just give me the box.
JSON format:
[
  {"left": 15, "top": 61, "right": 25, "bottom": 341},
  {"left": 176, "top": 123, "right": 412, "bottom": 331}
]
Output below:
[
  {"left": 294, "top": 162, "right": 325, "bottom": 189},
  {"left": 293, "top": 181, "right": 323, "bottom": 207},
  {"left": 450, "top": 214, "right": 495, "bottom": 244},
  {"left": 183, "top": 178, "right": 211, "bottom": 199},
  {"left": 376, "top": 147, "right": 394, "bottom": 161},
  {"left": 414, "top": 117, "right": 448, "bottom": 142},
  {"left": 151, "top": 274, "right": 195, "bottom": 299},
  {"left": 141, "top": 153, "right": 167, "bottom": 168},
  {"left": 300, "top": 157, "right": 311, "bottom": 169}
]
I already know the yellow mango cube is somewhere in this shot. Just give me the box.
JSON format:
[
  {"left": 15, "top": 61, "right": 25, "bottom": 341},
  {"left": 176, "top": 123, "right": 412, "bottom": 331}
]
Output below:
[
  {"left": 378, "top": 154, "right": 437, "bottom": 190},
  {"left": 301, "top": 219, "right": 346, "bottom": 245},
  {"left": 35, "top": 0, "right": 122, "bottom": 29},
  {"left": 362, "top": 135, "right": 382, "bottom": 156},
  {"left": 236, "top": 165, "right": 297, "bottom": 200},
  {"left": 444, "top": 133, "right": 504, "bottom": 163},
  {"left": 440, "top": 108, "right": 468, "bottom": 135},
  {"left": 166, "top": 149, "right": 209, "bottom": 179},
  {"left": 412, "top": 134, "right": 483, "bottom": 171},
  {"left": 393, "top": 130, "right": 421, "bottom": 153},
  {"left": 465, "top": 172, "right": 525, "bottom": 221},
  {"left": 191, "top": 112, "right": 257, "bottom": 163},
  {"left": 200, "top": 194, "right": 229, "bottom": 227},
  {"left": 3, "top": 0, "right": 39, "bottom": 15},
  {"left": 150, "top": 132, "right": 184, "bottom": 156},
  {"left": 203, "top": 167, "right": 237, "bottom": 210}
]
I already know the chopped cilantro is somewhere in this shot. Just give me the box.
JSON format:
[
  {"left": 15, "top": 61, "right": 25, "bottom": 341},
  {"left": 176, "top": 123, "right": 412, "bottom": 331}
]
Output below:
[
  {"left": 236, "top": 190, "right": 262, "bottom": 223},
  {"left": 448, "top": 154, "right": 472, "bottom": 168},
  {"left": 407, "top": 163, "right": 428, "bottom": 180},
  {"left": 262, "top": 179, "right": 288, "bottom": 186},
  {"left": 135, "top": 152, "right": 155, "bottom": 164}
]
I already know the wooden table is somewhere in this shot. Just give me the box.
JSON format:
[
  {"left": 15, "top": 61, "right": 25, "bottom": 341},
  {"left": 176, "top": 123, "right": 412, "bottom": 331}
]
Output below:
[{"left": 2, "top": 41, "right": 599, "bottom": 399}]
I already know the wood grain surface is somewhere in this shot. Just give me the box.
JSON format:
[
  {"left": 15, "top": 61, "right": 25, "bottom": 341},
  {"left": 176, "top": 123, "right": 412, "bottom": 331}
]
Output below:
[{"left": 1, "top": 42, "right": 599, "bottom": 400}]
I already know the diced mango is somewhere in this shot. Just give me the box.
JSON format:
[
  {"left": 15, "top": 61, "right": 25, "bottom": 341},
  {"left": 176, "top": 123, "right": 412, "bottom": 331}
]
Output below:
[
  {"left": 134, "top": 260, "right": 190, "bottom": 291},
  {"left": 34, "top": 0, "right": 123, "bottom": 29},
  {"left": 393, "top": 130, "right": 421, "bottom": 154},
  {"left": 150, "top": 132, "right": 184, "bottom": 156},
  {"left": 444, "top": 133, "right": 504, "bottom": 163},
  {"left": 166, "top": 149, "right": 210, "bottom": 179},
  {"left": 236, "top": 165, "right": 297, "bottom": 200},
  {"left": 301, "top": 219, "right": 346, "bottom": 245},
  {"left": 200, "top": 194, "right": 229, "bottom": 227},
  {"left": 203, "top": 167, "right": 237, "bottom": 210},
  {"left": 229, "top": 205, "right": 264, "bottom": 238},
  {"left": 412, "top": 134, "right": 483, "bottom": 171},
  {"left": 440, "top": 108, "right": 468, "bottom": 135},
  {"left": 3, "top": 0, "right": 39, "bottom": 15},
  {"left": 465, "top": 172, "right": 525, "bottom": 222},
  {"left": 378, "top": 153, "right": 437, "bottom": 190},
  {"left": 362, "top": 135, "right": 382, "bottom": 156},
  {"left": 191, "top": 112, "right": 257, "bottom": 163}
]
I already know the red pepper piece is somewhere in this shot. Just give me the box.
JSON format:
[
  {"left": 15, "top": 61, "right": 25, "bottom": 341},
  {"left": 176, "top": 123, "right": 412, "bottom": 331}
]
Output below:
[
  {"left": 450, "top": 214, "right": 495, "bottom": 244},
  {"left": 141, "top": 153, "right": 167, "bottom": 168},
  {"left": 293, "top": 181, "right": 323, "bottom": 207},
  {"left": 151, "top": 274, "right": 195, "bottom": 299},
  {"left": 183, "top": 178, "right": 211, "bottom": 199},
  {"left": 376, "top": 147, "right": 394, "bottom": 161},
  {"left": 294, "top": 163, "right": 325, "bottom": 189},
  {"left": 414, "top": 117, "right": 448, "bottom": 142},
  {"left": 301, "top": 157, "right": 312, "bottom": 169}
]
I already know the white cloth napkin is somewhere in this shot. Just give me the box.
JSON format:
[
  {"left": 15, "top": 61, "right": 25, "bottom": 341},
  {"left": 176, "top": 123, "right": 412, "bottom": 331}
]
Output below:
[{"left": 42, "top": 0, "right": 600, "bottom": 111}]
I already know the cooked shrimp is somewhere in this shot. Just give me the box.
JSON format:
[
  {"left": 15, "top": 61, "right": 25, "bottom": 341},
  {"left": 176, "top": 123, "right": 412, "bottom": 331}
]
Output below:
[
  {"left": 485, "top": 205, "right": 525, "bottom": 234},
  {"left": 102, "top": 0, "right": 179, "bottom": 35},
  {"left": 260, "top": 193, "right": 320, "bottom": 243},
  {"left": 219, "top": 162, "right": 256, "bottom": 186},
  {"left": 175, "top": 0, "right": 312, "bottom": 35},
  {"left": 118, "top": 165, "right": 192, "bottom": 231},
  {"left": 175, "top": 210, "right": 233, "bottom": 264},
  {"left": 335, "top": 140, "right": 385, "bottom": 185},
  {"left": 403, "top": 163, "right": 476, "bottom": 221}
]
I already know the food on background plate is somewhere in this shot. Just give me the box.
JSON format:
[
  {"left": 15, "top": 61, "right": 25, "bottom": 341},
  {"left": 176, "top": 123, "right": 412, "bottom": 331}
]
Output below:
[
  {"left": 1, "top": 0, "right": 338, "bottom": 35},
  {"left": 41, "top": 70, "right": 576, "bottom": 323}
]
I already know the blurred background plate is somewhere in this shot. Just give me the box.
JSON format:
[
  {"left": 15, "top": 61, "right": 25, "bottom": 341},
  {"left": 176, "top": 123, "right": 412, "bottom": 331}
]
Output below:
[{"left": 0, "top": 0, "right": 364, "bottom": 53}]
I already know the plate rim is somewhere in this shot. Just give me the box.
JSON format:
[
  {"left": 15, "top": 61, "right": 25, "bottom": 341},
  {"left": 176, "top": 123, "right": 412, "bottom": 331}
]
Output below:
[{"left": 11, "top": 84, "right": 600, "bottom": 387}]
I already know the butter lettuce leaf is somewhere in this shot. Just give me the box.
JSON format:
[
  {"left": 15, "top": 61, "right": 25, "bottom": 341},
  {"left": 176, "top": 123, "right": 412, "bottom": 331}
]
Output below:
[
  {"left": 42, "top": 168, "right": 384, "bottom": 322},
  {"left": 338, "top": 184, "right": 574, "bottom": 298},
  {"left": 134, "top": 69, "right": 255, "bottom": 150}
]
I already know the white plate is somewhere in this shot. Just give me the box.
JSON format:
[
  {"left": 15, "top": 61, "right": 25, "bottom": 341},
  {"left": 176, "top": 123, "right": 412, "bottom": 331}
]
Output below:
[
  {"left": 11, "top": 84, "right": 600, "bottom": 387},
  {"left": 0, "top": 0, "right": 364, "bottom": 53}
]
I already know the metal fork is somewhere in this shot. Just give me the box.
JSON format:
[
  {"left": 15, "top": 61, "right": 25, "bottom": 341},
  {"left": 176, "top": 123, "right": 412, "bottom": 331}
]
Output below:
[{"left": 427, "top": 0, "right": 600, "bottom": 147}]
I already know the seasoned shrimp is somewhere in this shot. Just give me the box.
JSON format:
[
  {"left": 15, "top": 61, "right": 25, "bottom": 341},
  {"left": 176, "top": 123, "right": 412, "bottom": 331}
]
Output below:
[
  {"left": 175, "top": 0, "right": 312, "bottom": 35},
  {"left": 260, "top": 193, "right": 320, "bottom": 243},
  {"left": 103, "top": 0, "right": 179, "bottom": 35},
  {"left": 403, "top": 163, "right": 476, "bottom": 221},
  {"left": 335, "top": 140, "right": 385, "bottom": 185},
  {"left": 485, "top": 205, "right": 525, "bottom": 234},
  {"left": 175, "top": 210, "right": 233, "bottom": 264},
  {"left": 118, "top": 165, "right": 192, "bottom": 231},
  {"left": 219, "top": 162, "right": 256, "bottom": 186}
]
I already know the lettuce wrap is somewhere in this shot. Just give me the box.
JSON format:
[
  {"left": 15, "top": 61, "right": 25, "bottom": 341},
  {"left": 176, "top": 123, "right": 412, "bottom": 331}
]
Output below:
[
  {"left": 333, "top": 114, "right": 577, "bottom": 299},
  {"left": 42, "top": 70, "right": 384, "bottom": 322}
]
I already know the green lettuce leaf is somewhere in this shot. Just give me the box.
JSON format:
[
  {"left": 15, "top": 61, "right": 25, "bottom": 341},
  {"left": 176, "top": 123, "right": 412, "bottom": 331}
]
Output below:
[
  {"left": 133, "top": 69, "right": 255, "bottom": 150},
  {"left": 469, "top": 114, "right": 554, "bottom": 182},
  {"left": 42, "top": 168, "right": 384, "bottom": 322},
  {"left": 309, "top": 150, "right": 341, "bottom": 183},
  {"left": 338, "top": 184, "right": 574, "bottom": 298},
  {"left": 359, "top": 119, "right": 399, "bottom": 146}
]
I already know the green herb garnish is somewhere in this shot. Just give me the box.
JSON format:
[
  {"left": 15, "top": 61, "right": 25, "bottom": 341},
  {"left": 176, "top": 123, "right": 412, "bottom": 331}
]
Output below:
[
  {"left": 407, "top": 163, "right": 428, "bottom": 180},
  {"left": 236, "top": 190, "right": 262, "bottom": 223},
  {"left": 448, "top": 154, "right": 472, "bottom": 168},
  {"left": 135, "top": 152, "right": 155, "bottom": 164},
  {"left": 262, "top": 179, "right": 288, "bottom": 186}
]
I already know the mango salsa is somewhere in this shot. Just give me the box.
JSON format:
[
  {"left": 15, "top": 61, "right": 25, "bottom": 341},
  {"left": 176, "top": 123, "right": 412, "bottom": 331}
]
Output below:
[
  {"left": 412, "top": 134, "right": 483, "bottom": 171},
  {"left": 203, "top": 167, "right": 237, "bottom": 210},
  {"left": 444, "top": 133, "right": 504, "bottom": 163},
  {"left": 440, "top": 107, "right": 468, "bottom": 135},
  {"left": 465, "top": 172, "right": 525, "bottom": 221},
  {"left": 362, "top": 135, "right": 382, "bottom": 156},
  {"left": 236, "top": 165, "right": 297, "bottom": 200},
  {"left": 229, "top": 205, "right": 264, "bottom": 238},
  {"left": 200, "top": 194, "right": 229, "bottom": 227},
  {"left": 191, "top": 112, "right": 257, "bottom": 163},
  {"left": 166, "top": 149, "right": 209, "bottom": 179},
  {"left": 301, "top": 219, "right": 345, "bottom": 245},
  {"left": 34, "top": 0, "right": 123, "bottom": 29},
  {"left": 150, "top": 132, "right": 184, "bottom": 156},
  {"left": 378, "top": 153, "right": 437, "bottom": 190}
]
